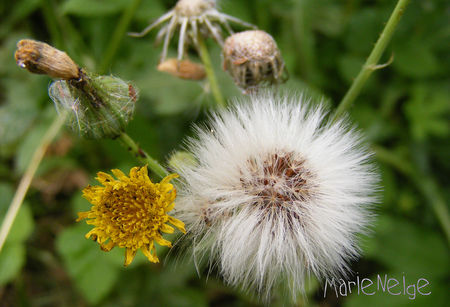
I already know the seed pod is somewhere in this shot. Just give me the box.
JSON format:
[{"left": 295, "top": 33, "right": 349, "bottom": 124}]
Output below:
[
  {"left": 15, "top": 39, "right": 79, "bottom": 80},
  {"left": 157, "top": 58, "right": 206, "bottom": 80},
  {"left": 223, "top": 30, "right": 287, "bottom": 92}
]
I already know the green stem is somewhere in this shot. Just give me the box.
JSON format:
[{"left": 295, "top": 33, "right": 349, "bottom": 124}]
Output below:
[
  {"left": 0, "top": 113, "right": 67, "bottom": 253},
  {"left": 197, "top": 36, "right": 226, "bottom": 108},
  {"left": 331, "top": 0, "right": 410, "bottom": 121},
  {"left": 41, "top": 0, "right": 63, "bottom": 49},
  {"left": 373, "top": 145, "right": 450, "bottom": 245},
  {"left": 118, "top": 133, "right": 168, "bottom": 179},
  {"left": 98, "top": 0, "right": 142, "bottom": 74}
]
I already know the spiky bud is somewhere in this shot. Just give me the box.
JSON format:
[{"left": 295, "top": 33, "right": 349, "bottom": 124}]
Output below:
[{"left": 223, "top": 30, "right": 286, "bottom": 92}]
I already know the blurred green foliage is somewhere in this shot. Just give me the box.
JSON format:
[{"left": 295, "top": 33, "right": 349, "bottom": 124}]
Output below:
[{"left": 0, "top": 0, "right": 449, "bottom": 306}]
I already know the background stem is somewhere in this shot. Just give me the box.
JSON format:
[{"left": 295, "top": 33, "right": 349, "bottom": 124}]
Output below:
[
  {"left": 331, "top": 0, "right": 410, "bottom": 121},
  {"left": 0, "top": 113, "right": 67, "bottom": 253},
  {"left": 197, "top": 36, "right": 226, "bottom": 108},
  {"left": 98, "top": 0, "right": 142, "bottom": 74},
  {"left": 373, "top": 145, "right": 450, "bottom": 245},
  {"left": 118, "top": 133, "right": 168, "bottom": 179}
]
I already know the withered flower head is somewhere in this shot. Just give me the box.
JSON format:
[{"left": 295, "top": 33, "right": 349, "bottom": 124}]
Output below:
[
  {"left": 223, "top": 30, "right": 287, "bottom": 92},
  {"left": 15, "top": 39, "right": 79, "bottom": 80},
  {"left": 129, "top": 0, "right": 255, "bottom": 62}
]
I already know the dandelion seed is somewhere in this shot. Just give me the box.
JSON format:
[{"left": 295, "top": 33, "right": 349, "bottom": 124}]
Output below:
[
  {"left": 174, "top": 92, "right": 378, "bottom": 301},
  {"left": 77, "top": 166, "right": 186, "bottom": 266},
  {"left": 129, "top": 0, "right": 255, "bottom": 62}
]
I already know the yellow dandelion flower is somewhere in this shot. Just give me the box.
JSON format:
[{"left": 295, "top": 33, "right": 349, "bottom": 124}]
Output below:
[{"left": 77, "top": 166, "right": 186, "bottom": 267}]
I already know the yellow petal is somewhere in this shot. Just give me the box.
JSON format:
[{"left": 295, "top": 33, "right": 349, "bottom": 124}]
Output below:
[
  {"left": 124, "top": 248, "right": 137, "bottom": 267},
  {"left": 155, "top": 235, "right": 172, "bottom": 247},
  {"left": 76, "top": 211, "right": 90, "bottom": 221},
  {"left": 96, "top": 172, "right": 114, "bottom": 185},
  {"left": 161, "top": 173, "right": 179, "bottom": 185},
  {"left": 141, "top": 243, "right": 159, "bottom": 263},
  {"left": 111, "top": 169, "right": 127, "bottom": 180},
  {"left": 100, "top": 240, "right": 115, "bottom": 252},
  {"left": 160, "top": 223, "right": 175, "bottom": 234},
  {"left": 165, "top": 201, "right": 175, "bottom": 212},
  {"left": 168, "top": 216, "right": 186, "bottom": 233}
]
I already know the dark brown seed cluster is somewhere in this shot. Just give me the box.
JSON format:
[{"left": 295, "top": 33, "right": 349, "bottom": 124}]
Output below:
[{"left": 241, "top": 152, "right": 313, "bottom": 209}]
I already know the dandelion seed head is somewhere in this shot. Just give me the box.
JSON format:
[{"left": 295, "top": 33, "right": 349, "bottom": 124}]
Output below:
[{"left": 175, "top": 92, "right": 378, "bottom": 301}]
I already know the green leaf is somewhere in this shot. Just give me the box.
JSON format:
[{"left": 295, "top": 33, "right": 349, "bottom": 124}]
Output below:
[
  {"left": 366, "top": 214, "right": 448, "bottom": 280},
  {"left": 404, "top": 84, "right": 450, "bottom": 141},
  {"left": 5, "top": 203, "right": 34, "bottom": 244},
  {"left": 393, "top": 39, "right": 440, "bottom": 78},
  {"left": 0, "top": 243, "right": 26, "bottom": 285},
  {"left": 56, "top": 222, "right": 123, "bottom": 304},
  {"left": 61, "top": 0, "right": 129, "bottom": 17}
]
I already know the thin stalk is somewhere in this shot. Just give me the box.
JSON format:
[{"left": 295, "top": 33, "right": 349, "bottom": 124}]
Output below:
[
  {"left": 373, "top": 145, "right": 450, "bottom": 245},
  {"left": 118, "top": 133, "right": 168, "bottom": 179},
  {"left": 41, "top": 0, "right": 63, "bottom": 49},
  {"left": 99, "top": 0, "right": 142, "bottom": 74},
  {"left": 197, "top": 36, "right": 226, "bottom": 108},
  {"left": 0, "top": 113, "right": 67, "bottom": 253},
  {"left": 331, "top": 0, "right": 410, "bottom": 121}
]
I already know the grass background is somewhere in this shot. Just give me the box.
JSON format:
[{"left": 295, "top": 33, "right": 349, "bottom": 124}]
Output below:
[{"left": 0, "top": 0, "right": 449, "bottom": 306}]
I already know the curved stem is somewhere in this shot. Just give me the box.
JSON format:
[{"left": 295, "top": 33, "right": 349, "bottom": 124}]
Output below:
[
  {"left": 331, "top": 0, "right": 410, "bottom": 121},
  {"left": 197, "top": 36, "right": 226, "bottom": 108},
  {"left": 99, "top": 0, "right": 142, "bottom": 74},
  {"left": 0, "top": 113, "right": 67, "bottom": 253},
  {"left": 118, "top": 133, "right": 168, "bottom": 179},
  {"left": 373, "top": 145, "right": 450, "bottom": 245}
]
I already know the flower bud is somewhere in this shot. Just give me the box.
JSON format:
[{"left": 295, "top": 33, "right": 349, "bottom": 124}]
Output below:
[
  {"left": 223, "top": 30, "right": 287, "bottom": 91},
  {"left": 157, "top": 58, "right": 206, "bottom": 80},
  {"left": 15, "top": 39, "right": 79, "bottom": 80},
  {"left": 49, "top": 71, "right": 137, "bottom": 139}
]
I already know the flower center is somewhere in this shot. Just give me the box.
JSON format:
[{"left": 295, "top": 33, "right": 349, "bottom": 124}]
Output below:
[
  {"left": 101, "top": 185, "right": 164, "bottom": 247},
  {"left": 241, "top": 151, "right": 313, "bottom": 209}
]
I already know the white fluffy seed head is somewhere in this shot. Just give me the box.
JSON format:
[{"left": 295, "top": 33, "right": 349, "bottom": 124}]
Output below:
[{"left": 174, "top": 92, "right": 379, "bottom": 302}]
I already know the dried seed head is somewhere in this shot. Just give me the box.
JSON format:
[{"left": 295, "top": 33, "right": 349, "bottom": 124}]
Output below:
[
  {"left": 15, "top": 39, "right": 79, "bottom": 80},
  {"left": 129, "top": 0, "right": 254, "bottom": 63},
  {"left": 223, "top": 30, "right": 286, "bottom": 91},
  {"left": 157, "top": 58, "right": 206, "bottom": 80},
  {"left": 175, "top": 0, "right": 215, "bottom": 17}
]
